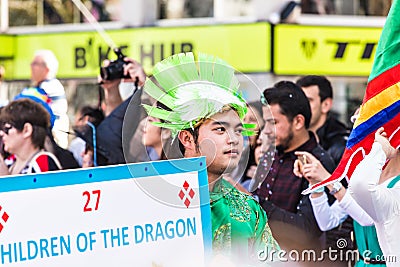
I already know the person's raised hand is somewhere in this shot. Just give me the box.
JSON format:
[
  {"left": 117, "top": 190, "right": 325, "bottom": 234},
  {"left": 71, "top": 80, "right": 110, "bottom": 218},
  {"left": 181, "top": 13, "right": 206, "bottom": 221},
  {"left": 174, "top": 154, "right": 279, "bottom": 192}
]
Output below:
[
  {"left": 294, "top": 151, "right": 331, "bottom": 185},
  {"left": 374, "top": 127, "right": 398, "bottom": 159},
  {"left": 122, "top": 58, "right": 146, "bottom": 87}
]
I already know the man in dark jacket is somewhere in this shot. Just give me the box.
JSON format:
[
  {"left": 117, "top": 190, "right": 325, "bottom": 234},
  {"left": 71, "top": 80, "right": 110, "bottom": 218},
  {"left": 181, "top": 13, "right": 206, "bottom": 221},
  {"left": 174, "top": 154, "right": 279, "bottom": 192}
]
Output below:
[
  {"left": 296, "top": 75, "right": 353, "bottom": 266},
  {"left": 296, "top": 75, "right": 349, "bottom": 166},
  {"left": 254, "top": 81, "right": 336, "bottom": 261},
  {"left": 94, "top": 57, "right": 147, "bottom": 165}
]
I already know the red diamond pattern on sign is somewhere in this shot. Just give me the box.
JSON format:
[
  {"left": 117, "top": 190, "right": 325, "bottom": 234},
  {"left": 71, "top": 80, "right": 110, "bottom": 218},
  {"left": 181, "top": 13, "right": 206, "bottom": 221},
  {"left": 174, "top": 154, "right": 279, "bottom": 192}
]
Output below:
[
  {"left": 184, "top": 198, "right": 191, "bottom": 208},
  {"left": 178, "top": 190, "right": 185, "bottom": 200},
  {"left": 178, "top": 181, "right": 196, "bottom": 208},
  {"left": 0, "top": 205, "right": 9, "bottom": 233},
  {"left": 189, "top": 188, "right": 195, "bottom": 198},
  {"left": 2, "top": 212, "right": 9, "bottom": 223},
  {"left": 183, "top": 181, "right": 189, "bottom": 190}
]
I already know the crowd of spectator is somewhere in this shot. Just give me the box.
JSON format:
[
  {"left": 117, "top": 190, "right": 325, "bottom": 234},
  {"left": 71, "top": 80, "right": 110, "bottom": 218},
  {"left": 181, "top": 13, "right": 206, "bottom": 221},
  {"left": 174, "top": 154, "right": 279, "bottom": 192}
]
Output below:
[{"left": 0, "top": 47, "right": 397, "bottom": 266}]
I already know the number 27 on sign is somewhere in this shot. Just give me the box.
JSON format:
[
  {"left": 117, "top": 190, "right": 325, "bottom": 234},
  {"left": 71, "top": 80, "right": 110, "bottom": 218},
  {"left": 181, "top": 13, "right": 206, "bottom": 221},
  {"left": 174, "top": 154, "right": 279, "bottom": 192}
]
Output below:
[{"left": 83, "top": 190, "right": 101, "bottom": 212}]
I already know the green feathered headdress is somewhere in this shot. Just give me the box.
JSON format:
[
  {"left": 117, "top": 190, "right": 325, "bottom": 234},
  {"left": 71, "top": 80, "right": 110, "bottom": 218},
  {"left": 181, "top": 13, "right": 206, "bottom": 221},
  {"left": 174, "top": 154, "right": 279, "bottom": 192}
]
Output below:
[{"left": 142, "top": 52, "right": 256, "bottom": 138}]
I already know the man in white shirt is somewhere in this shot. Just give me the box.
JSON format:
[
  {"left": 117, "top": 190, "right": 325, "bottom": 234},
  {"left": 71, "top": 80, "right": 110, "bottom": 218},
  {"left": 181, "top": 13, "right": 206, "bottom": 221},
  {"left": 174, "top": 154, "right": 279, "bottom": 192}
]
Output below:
[{"left": 30, "top": 49, "right": 69, "bottom": 148}]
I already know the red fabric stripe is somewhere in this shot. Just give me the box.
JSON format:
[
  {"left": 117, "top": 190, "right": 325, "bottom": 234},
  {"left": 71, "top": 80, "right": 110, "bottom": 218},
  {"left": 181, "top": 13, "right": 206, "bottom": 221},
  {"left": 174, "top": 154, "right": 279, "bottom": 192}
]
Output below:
[
  {"left": 330, "top": 136, "right": 374, "bottom": 181},
  {"left": 335, "top": 114, "right": 400, "bottom": 181},
  {"left": 311, "top": 114, "right": 400, "bottom": 190},
  {"left": 36, "top": 155, "right": 49, "bottom": 172},
  {"left": 364, "top": 63, "right": 400, "bottom": 103}
]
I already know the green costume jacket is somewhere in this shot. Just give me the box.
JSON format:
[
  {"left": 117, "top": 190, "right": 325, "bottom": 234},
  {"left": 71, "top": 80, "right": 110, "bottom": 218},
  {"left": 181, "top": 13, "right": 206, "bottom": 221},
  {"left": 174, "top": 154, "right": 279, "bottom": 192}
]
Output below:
[{"left": 210, "top": 179, "right": 280, "bottom": 265}]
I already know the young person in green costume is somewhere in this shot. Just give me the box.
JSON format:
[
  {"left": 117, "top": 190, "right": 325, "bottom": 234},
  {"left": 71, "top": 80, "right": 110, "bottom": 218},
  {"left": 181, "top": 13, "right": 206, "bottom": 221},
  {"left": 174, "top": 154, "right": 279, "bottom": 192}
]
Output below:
[{"left": 142, "top": 52, "right": 280, "bottom": 265}]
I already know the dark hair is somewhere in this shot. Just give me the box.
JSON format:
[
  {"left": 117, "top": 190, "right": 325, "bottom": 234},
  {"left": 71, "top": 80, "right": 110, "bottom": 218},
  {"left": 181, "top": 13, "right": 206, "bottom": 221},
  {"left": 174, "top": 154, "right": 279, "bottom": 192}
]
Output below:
[
  {"left": 178, "top": 127, "right": 200, "bottom": 155},
  {"left": 262, "top": 81, "right": 311, "bottom": 129},
  {"left": 296, "top": 75, "right": 333, "bottom": 102},
  {"left": 153, "top": 101, "right": 174, "bottom": 160},
  {"left": 0, "top": 98, "right": 50, "bottom": 149},
  {"left": 153, "top": 101, "right": 189, "bottom": 157},
  {"left": 84, "top": 143, "right": 109, "bottom": 166},
  {"left": 45, "top": 130, "right": 79, "bottom": 169}
]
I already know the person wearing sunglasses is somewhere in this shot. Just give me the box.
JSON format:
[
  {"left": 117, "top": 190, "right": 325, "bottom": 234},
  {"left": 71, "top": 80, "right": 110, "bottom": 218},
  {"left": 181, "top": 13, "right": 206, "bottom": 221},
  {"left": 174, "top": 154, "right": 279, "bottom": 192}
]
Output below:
[{"left": 0, "top": 98, "right": 61, "bottom": 176}]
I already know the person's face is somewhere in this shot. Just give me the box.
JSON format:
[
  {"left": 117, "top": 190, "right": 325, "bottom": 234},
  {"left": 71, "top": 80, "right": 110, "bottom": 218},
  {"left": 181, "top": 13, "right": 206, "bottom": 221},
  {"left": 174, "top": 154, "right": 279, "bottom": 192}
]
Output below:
[
  {"left": 30, "top": 55, "right": 48, "bottom": 84},
  {"left": 81, "top": 149, "right": 94, "bottom": 168},
  {"left": 0, "top": 123, "right": 24, "bottom": 154},
  {"left": 301, "top": 85, "right": 322, "bottom": 129},
  {"left": 254, "top": 138, "right": 263, "bottom": 165},
  {"left": 264, "top": 104, "right": 295, "bottom": 152},
  {"left": 74, "top": 111, "right": 88, "bottom": 127},
  {"left": 261, "top": 105, "right": 275, "bottom": 149},
  {"left": 191, "top": 108, "right": 244, "bottom": 176},
  {"left": 141, "top": 116, "right": 162, "bottom": 147}
]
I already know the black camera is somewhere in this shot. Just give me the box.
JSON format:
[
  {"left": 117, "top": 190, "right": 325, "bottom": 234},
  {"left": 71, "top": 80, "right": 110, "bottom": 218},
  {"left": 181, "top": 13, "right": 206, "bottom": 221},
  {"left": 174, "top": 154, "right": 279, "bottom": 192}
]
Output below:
[{"left": 100, "top": 48, "right": 130, "bottom": 80}]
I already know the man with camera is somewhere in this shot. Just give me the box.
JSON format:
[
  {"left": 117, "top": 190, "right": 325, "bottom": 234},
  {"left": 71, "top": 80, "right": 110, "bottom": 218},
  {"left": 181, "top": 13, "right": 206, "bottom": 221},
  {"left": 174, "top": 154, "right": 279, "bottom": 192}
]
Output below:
[{"left": 99, "top": 53, "right": 147, "bottom": 116}]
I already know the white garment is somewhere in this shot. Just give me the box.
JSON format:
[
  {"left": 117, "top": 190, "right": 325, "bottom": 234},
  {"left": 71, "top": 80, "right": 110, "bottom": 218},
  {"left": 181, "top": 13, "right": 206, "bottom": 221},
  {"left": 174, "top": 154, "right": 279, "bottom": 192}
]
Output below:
[
  {"left": 39, "top": 78, "right": 67, "bottom": 115},
  {"left": 349, "top": 142, "right": 400, "bottom": 266},
  {"left": 310, "top": 191, "right": 373, "bottom": 231},
  {"left": 68, "top": 137, "right": 86, "bottom": 167},
  {"left": 40, "top": 78, "right": 69, "bottom": 149}
]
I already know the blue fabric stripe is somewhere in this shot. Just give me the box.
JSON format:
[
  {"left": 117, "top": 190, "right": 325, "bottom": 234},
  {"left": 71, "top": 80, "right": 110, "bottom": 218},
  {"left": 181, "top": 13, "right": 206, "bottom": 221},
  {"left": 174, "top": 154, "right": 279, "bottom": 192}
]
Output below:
[
  {"left": 50, "top": 95, "right": 66, "bottom": 101},
  {"left": 347, "top": 100, "right": 400, "bottom": 148}
]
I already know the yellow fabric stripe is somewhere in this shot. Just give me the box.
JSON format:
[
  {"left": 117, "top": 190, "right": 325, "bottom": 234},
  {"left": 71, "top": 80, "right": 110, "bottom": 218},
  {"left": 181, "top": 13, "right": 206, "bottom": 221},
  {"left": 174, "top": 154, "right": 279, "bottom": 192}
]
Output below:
[{"left": 354, "top": 82, "right": 400, "bottom": 128}]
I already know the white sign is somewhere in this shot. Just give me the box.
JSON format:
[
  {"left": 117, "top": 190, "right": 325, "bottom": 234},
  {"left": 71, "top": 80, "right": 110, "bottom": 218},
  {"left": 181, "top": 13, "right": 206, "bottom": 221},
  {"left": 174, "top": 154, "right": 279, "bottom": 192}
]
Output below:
[{"left": 0, "top": 157, "right": 211, "bottom": 267}]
